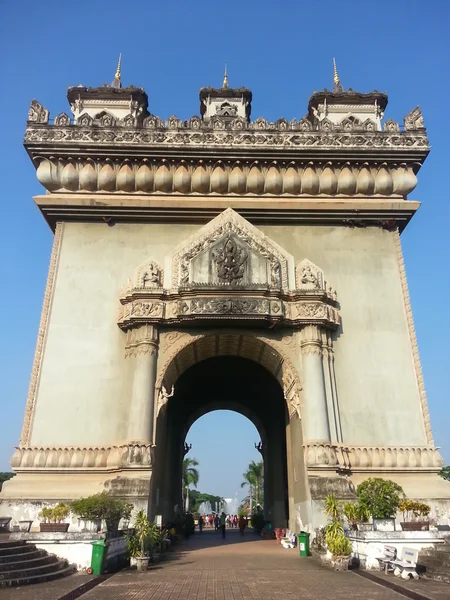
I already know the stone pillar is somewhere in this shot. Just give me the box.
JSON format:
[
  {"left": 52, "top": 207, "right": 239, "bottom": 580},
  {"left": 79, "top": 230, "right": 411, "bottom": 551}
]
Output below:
[
  {"left": 300, "top": 325, "right": 330, "bottom": 441},
  {"left": 126, "top": 325, "right": 159, "bottom": 443}
]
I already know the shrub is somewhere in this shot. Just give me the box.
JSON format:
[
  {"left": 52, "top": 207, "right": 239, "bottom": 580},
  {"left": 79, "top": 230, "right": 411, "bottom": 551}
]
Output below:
[
  {"left": 126, "top": 510, "right": 160, "bottom": 558},
  {"left": 327, "top": 532, "right": 352, "bottom": 557},
  {"left": 39, "top": 503, "right": 70, "bottom": 523},
  {"left": 343, "top": 501, "right": 370, "bottom": 529},
  {"left": 70, "top": 492, "right": 133, "bottom": 531},
  {"left": 250, "top": 512, "right": 265, "bottom": 532},
  {"left": 356, "top": 478, "right": 404, "bottom": 519},
  {"left": 324, "top": 493, "right": 342, "bottom": 521},
  {"left": 399, "top": 499, "right": 430, "bottom": 522}
]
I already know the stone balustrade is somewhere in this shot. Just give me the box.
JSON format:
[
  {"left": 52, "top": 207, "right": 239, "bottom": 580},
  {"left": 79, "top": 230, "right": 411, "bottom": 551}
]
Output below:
[
  {"left": 11, "top": 444, "right": 153, "bottom": 471},
  {"left": 304, "top": 443, "right": 444, "bottom": 471}
]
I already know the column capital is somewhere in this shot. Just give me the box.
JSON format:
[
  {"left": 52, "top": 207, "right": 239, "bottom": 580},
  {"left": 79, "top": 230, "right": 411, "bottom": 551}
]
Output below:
[
  {"left": 125, "top": 324, "right": 159, "bottom": 358},
  {"left": 300, "top": 324, "right": 323, "bottom": 355}
]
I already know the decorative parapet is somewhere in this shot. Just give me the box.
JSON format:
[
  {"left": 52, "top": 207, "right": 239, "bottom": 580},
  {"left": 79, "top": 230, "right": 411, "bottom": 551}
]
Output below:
[
  {"left": 11, "top": 444, "right": 153, "bottom": 472},
  {"left": 24, "top": 101, "right": 428, "bottom": 199},
  {"left": 304, "top": 442, "right": 444, "bottom": 472}
]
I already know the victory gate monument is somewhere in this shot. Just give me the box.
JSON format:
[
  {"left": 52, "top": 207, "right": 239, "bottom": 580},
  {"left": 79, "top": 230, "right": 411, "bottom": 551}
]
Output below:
[{"left": 2, "top": 61, "right": 449, "bottom": 530}]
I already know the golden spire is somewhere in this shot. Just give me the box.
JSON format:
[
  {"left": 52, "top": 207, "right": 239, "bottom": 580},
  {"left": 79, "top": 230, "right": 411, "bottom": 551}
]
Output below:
[
  {"left": 223, "top": 64, "right": 228, "bottom": 89},
  {"left": 115, "top": 53, "right": 122, "bottom": 81},
  {"left": 333, "top": 57, "right": 343, "bottom": 92},
  {"left": 333, "top": 57, "right": 340, "bottom": 86}
]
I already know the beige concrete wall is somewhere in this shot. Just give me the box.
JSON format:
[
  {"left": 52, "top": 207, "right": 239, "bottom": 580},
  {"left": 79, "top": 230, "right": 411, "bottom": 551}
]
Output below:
[
  {"left": 259, "top": 224, "right": 426, "bottom": 447},
  {"left": 30, "top": 221, "right": 426, "bottom": 449}
]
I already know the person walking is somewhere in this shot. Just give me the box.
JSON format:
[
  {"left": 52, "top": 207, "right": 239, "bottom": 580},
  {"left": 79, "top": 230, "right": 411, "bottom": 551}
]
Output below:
[
  {"left": 239, "top": 514, "right": 246, "bottom": 537},
  {"left": 214, "top": 514, "right": 219, "bottom": 531},
  {"left": 198, "top": 515, "right": 203, "bottom": 534},
  {"left": 220, "top": 512, "right": 226, "bottom": 539}
]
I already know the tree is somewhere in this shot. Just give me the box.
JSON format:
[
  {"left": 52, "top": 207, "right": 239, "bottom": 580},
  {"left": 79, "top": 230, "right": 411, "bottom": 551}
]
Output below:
[
  {"left": 247, "top": 460, "right": 264, "bottom": 506},
  {"left": 0, "top": 472, "right": 15, "bottom": 492},
  {"left": 241, "top": 470, "right": 256, "bottom": 514},
  {"left": 182, "top": 457, "right": 199, "bottom": 511},
  {"left": 439, "top": 466, "right": 450, "bottom": 481}
]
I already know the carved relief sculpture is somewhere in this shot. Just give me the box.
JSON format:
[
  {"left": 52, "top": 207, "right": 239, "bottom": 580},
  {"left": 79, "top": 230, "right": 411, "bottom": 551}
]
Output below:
[{"left": 213, "top": 235, "right": 248, "bottom": 284}]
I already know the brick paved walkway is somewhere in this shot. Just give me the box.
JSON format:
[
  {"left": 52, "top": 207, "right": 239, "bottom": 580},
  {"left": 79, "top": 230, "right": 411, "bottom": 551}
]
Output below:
[
  {"left": 2, "top": 529, "right": 450, "bottom": 599},
  {"left": 78, "top": 529, "right": 439, "bottom": 600}
]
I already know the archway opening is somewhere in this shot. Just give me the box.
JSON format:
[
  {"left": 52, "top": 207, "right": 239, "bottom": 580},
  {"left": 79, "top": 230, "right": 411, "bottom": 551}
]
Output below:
[
  {"left": 183, "top": 410, "right": 263, "bottom": 516},
  {"left": 153, "top": 355, "right": 290, "bottom": 527}
]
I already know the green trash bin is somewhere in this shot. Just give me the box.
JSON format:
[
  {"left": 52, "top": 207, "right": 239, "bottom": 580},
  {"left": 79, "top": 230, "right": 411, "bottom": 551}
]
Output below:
[
  {"left": 91, "top": 539, "right": 107, "bottom": 575},
  {"left": 298, "top": 531, "right": 310, "bottom": 557}
]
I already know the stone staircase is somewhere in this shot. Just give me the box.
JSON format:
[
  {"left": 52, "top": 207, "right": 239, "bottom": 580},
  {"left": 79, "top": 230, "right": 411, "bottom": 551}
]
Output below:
[
  {"left": 418, "top": 538, "right": 450, "bottom": 583},
  {"left": 0, "top": 539, "right": 76, "bottom": 587}
]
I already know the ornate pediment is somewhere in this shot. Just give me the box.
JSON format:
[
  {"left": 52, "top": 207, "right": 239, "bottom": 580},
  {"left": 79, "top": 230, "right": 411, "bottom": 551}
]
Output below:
[
  {"left": 171, "top": 208, "right": 295, "bottom": 289},
  {"left": 117, "top": 211, "right": 339, "bottom": 330}
]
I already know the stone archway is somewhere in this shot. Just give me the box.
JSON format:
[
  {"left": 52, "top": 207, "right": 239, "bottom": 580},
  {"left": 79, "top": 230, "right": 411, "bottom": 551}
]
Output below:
[{"left": 152, "top": 353, "right": 291, "bottom": 527}]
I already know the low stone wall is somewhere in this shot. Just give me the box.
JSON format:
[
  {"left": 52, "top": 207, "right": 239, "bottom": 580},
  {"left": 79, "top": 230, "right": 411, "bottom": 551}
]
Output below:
[
  {"left": 348, "top": 530, "right": 449, "bottom": 570},
  {"left": 9, "top": 532, "right": 128, "bottom": 571}
]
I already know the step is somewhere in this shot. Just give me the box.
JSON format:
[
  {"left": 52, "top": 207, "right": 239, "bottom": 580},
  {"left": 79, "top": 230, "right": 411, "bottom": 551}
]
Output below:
[
  {"left": 0, "top": 541, "right": 28, "bottom": 551},
  {"left": 0, "top": 564, "right": 76, "bottom": 588},
  {"left": 0, "top": 543, "right": 38, "bottom": 556},
  {"left": 0, "top": 558, "right": 66, "bottom": 580},
  {"left": 0, "top": 549, "right": 47, "bottom": 564},
  {"left": 0, "top": 553, "right": 59, "bottom": 571}
]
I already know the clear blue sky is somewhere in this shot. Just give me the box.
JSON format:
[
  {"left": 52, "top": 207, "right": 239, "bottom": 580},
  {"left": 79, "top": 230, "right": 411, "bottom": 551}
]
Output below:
[{"left": 0, "top": 1, "right": 449, "bottom": 499}]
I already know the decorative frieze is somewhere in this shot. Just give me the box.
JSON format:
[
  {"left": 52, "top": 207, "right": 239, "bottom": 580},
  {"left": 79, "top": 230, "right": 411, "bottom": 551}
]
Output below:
[
  {"left": 304, "top": 443, "right": 444, "bottom": 471},
  {"left": 11, "top": 444, "right": 153, "bottom": 471},
  {"left": 32, "top": 157, "right": 420, "bottom": 198}
]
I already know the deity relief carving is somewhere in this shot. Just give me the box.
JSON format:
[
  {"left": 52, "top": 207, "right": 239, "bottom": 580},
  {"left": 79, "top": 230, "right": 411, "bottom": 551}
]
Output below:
[
  {"left": 142, "top": 264, "right": 161, "bottom": 287},
  {"left": 171, "top": 208, "right": 293, "bottom": 289},
  {"left": 213, "top": 235, "right": 248, "bottom": 284},
  {"left": 157, "top": 385, "right": 174, "bottom": 414},
  {"left": 296, "top": 259, "right": 323, "bottom": 291},
  {"left": 134, "top": 258, "right": 163, "bottom": 289}
]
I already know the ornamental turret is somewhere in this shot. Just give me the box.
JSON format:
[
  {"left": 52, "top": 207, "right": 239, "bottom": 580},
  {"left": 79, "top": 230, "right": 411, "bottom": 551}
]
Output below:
[
  {"left": 199, "top": 67, "right": 252, "bottom": 123},
  {"left": 307, "top": 58, "right": 388, "bottom": 131},
  {"left": 67, "top": 55, "right": 149, "bottom": 126}
]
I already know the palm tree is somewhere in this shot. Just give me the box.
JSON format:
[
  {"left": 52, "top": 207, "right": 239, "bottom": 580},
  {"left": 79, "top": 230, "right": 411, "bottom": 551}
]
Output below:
[
  {"left": 182, "top": 457, "right": 199, "bottom": 511},
  {"left": 248, "top": 460, "right": 264, "bottom": 507},
  {"left": 241, "top": 468, "right": 256, "bottom": 514}
]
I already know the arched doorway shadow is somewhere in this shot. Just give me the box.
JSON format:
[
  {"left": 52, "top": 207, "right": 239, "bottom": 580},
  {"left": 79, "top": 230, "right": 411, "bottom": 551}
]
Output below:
[{"left": 153, "top": 356, "right": 290, "bottom": 528}]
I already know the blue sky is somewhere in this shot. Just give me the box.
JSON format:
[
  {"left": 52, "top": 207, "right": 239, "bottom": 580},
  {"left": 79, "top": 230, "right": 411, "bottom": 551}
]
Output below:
[{"left": 0, "top": 1, "right": 449, "bottom": 499}]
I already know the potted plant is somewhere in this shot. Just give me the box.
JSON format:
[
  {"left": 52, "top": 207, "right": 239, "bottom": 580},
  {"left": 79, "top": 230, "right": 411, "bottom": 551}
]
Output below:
[
  {"left": 399, "top": 499, "right": 430, "bottom": 531},
  {"left": 311, "top": 527, "right": 328, "bottom": 564},
  {"left": 39, "top": 503, "right": 70, "bottom": 532},
  {"left": 70, "top": 492, "right": 133, "bottom": 535},
  {"left": 327, "top": 532, "right": 352, "bottom": 571},
  {"left": 343, "top": 501, "right": 371, "bottom": 532},
  {"left": 18, "top": 520, "right": 33, "bottom": 532},
  {"left": 356, "top": 478, "right": 404, "bottom": 531},
  {"left": 127, "top": 510, "right": 159, "bottom": 571}
]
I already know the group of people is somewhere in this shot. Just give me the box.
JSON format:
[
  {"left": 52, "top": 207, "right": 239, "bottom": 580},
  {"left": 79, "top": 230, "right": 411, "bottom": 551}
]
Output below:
[{"left": 197, "top": 513, "right": 249, "bottom": 538}]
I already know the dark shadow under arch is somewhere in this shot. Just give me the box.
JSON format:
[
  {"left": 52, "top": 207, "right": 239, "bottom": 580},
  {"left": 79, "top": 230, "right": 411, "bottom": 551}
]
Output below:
[{"left": 152, "top": 356, "right": 289, "bottom": 527}]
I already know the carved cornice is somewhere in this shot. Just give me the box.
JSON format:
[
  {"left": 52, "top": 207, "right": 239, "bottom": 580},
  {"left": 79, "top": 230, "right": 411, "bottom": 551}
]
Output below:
[
  {"left": 118, "top": 290, "right": 339, "bottom": 330},
  {"left": 304, "top": 442, "right": 443, "bottom": 472},
  {"left": 30, "top": 157, "right": 421, "bottom": 199},
  {"left": 11, "top": 443, "right": 153, "bottom": 472},
  {"left": 394, "top": 229, "right": 434, "bottom": 445},
  {"left": 20, "top": 223, "right": 64, "bottom": 446}
]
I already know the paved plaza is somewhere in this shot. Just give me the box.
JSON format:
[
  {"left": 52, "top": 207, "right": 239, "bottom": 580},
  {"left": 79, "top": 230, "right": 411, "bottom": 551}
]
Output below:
[{"left": 2, "top": 529, "right": 450, "bottom": 600}]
